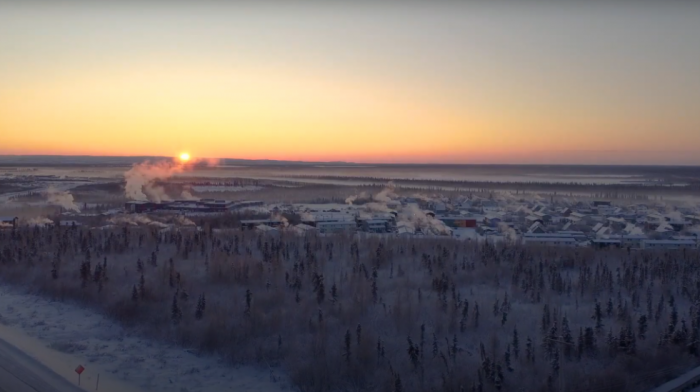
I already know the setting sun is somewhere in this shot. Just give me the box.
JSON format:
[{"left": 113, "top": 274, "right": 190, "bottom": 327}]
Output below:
[{"left": 179, "top": 153, "right": 190, "bottom": 162}]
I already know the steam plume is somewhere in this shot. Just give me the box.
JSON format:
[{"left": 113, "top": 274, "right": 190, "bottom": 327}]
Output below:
[
  {"left": 124, "top": 158, "right": 220, "bottom": 202},
  {"left": 180, "top": 190, "right": 199, "bottom": 201},
  {"left": 396, "top": 204, "right": 451, "bottom": 236},
  {"left": 46, "top": 187, "right": 80, "bottom": 212},
  {"left": 124, "top": 160, "right": 184, "bottom": 203}
]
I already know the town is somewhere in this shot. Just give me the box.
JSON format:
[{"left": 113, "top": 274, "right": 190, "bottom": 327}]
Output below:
[{"left": 5, "top": 191, "right": 696, "bottom": 251}]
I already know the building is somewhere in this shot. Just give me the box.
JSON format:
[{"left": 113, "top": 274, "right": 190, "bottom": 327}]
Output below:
[
  {"left": 361, "top": 219, "right": 390, "bottom": 233},
  {"left": 125, "top": 201, "right": 158, "bottom": 213},
  {"left": 523, "top": 237, "right": 577, "bottom": 247},
  {"left": 528, "top": 222, "right": 546, "bottom": 234},
  {"left": 438, "top": 216, "right": 478, "bottom": 228},
  {"left": 240, "top": 219, "right": 286, "bottom": 230},
  {"left": 591, "top": 239, "right": 622, "bottom": 249},
  {"left": 641, "top": 240, "right": 696, "bottom": 250},
  {"left": 597, "top": 234, "right": 648, "bottom": 248},
  {"left": 290, "top": 224, "right": 316, "bottom": 235},
  {"left": 316, "top": 220, "right": 356, "bottom": 233},
  {"left": 125, "top": 199, "right": 261, "bottom": 214},
  {"left": 0, "top": 216, "right": 18, "bottom": 229}
]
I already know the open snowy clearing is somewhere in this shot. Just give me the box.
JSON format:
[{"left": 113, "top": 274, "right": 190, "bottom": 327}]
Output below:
[{"left": 0, "top": 286, "right": 289, "bottom": 392}]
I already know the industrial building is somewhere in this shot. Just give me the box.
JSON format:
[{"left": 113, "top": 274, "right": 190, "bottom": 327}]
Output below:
[
  {"left": 240, "top": 219, "right": 286, "bottom": 230},
  {"left": 641, "top": 240, "right": 696, "bottom": 250},
  {"left": 316, "top": 220, "right": 357, "bottom": 233},
  {"left": 125, "top": 199, "right": 262, "bottom": 214}
]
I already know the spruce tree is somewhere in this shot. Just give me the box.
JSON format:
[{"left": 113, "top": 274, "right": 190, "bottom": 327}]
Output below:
[
  {"left": 171, "top": 292, "right": 182, "bottom": 325},
  {"left": 593, "top": 301, "right": 604, "bottom": 333},
  {"left": 343, "top": 330, "right": 352, "bottom": 363},
  {"left": 131, "top": 285, "right": 139, "bottom": 303},
  {"left": 638, "top": 315, "right": 648, "bottom": 340},
  {"left": 562, "top": 315, "right": 573, "bottom": 360}
]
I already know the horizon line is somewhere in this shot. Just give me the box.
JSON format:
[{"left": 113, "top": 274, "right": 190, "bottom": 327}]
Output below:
[{"left": 1, "top": 154, "right": 700, "bottom": 168}]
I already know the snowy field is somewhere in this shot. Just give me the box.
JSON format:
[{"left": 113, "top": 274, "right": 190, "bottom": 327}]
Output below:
[{"left": 0, "top": 287, "right": 289, "bottom": 392}]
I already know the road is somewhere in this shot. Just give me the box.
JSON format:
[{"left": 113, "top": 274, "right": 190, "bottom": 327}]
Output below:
[{"left": 0, "top": 334, "right": 85, "bottom": 392}]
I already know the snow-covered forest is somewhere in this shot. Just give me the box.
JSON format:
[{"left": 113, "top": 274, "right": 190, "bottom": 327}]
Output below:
[{"left": 0, "top": 225, "right": 698, "bottom": 392}]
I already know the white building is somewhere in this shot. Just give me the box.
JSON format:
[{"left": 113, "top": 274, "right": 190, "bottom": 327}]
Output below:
[
  {"left": 316, "top": 220, "right": 356, "bottom": 233},
  {"left": 523, "top": 237, "right": 577, "bottom": 247},
  {"left": 641, "top": 240, "right": 696, "bottom": 250}
]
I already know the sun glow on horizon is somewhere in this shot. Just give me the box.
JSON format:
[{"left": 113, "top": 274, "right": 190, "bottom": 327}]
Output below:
[{"left": 179, "top": 153, "right": 191, "bottom": 162}]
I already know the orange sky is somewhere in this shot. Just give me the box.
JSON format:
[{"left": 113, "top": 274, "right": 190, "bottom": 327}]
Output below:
[{"left": 1, "top": 3, "right": 699, "bottom": 164}]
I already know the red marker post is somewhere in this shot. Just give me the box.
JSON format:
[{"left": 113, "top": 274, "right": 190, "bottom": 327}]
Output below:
[{"left": 75, "top": 365, "right": 85, "bottom": 385}]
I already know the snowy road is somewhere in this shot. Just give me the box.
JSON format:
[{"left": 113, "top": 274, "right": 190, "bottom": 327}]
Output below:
[
  {"left": 0, "top": 333, "right": 84, "bottom": 392},
  {"left": 0, "top": 287, "right": 288, "bottom": 392}
]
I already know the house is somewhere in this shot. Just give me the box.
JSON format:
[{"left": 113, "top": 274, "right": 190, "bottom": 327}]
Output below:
[
  {"left": 526, "top": 215, "right": 544, "bottom": 225},
  {"left": 438, "top": 216, "right": 478, "bottom": 228},
  {"left": 567, "top": 212, "right": 586, "bottom": 223},
  {"left": 596, "top": 226, "right": 612, "bottom": 237},
  {"left": 607, "top": 217, "right": 627, "bottom": 230},
  {"left": 430, "top": 202, "right": 447, "bottom": 213},
  {"left": 528, "top": 222, "right": 545, "bottom": 234},
  {"left": 533, "top": 212, "right": 552, "bottom": 223},
  {"left": 656, "top": 222, "right": 676, "bottom": 234}
]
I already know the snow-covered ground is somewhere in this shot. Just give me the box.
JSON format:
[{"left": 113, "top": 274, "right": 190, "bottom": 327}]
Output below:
[{"left": 0, "top": 286, "right": 289, "bottom": 392}]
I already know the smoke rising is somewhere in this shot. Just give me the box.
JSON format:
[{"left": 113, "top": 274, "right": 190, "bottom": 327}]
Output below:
[
  {"left": 396, "top": 204, "right": 451, "bottom": 236},
  {"left": 344, "top": 182, "right": 451, "bottom": 236},
  {"left": 180, "top": 190, "right": 199, "bottom": 201},
  {"left": 124, "top": 160, "right": 184, "bottom": 203},
  {"left": 345, "top": 191, "right": 372, "bottom": 205},
  {"left": 272, "top": 213, "right": 289, "bottom": 227},
  {"left": 498, "top": 222, "right": 518, "bottom": 241},
  {"left": 124, "top": 158, "right": 220, "bottom": 202},
  {"left": 46, "top": 187, "right": 80, "bottom": 212},
  {"left": 346, "top": 182, "right": 398, "bottom": 205}
]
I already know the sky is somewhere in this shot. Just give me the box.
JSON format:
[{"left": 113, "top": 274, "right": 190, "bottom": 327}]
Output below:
[{"left": 1, "top": 2, "right": 699, "bottom": 165}]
